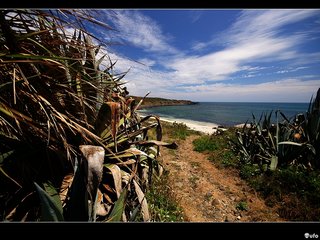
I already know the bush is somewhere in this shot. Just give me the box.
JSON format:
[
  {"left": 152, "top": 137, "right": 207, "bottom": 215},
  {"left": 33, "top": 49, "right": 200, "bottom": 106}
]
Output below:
[
  {"left": 170, "top": 122, "right": 191, "bottom": 140},
  {"left": 193, "top": 135, "right": 219, "bottom": 152}
]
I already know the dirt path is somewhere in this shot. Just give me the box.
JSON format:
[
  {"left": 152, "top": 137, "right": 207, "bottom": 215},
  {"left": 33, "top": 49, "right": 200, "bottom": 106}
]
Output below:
[{"left": 159, "top": 135, "right": 283, "bottom": 222}]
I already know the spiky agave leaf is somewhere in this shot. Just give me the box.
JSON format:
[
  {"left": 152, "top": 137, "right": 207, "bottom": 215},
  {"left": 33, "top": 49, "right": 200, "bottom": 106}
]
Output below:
[
  {"left": 107, "top": 187, "right": 128, "bottom": 222},
  {"left": 34, "top": 182, "right": 64, "bottom": 221}
]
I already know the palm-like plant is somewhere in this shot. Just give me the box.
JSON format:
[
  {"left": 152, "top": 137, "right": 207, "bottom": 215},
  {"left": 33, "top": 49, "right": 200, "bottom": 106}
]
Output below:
[{"left": 0, "top": 9, "right": 176, "bottom": 221}]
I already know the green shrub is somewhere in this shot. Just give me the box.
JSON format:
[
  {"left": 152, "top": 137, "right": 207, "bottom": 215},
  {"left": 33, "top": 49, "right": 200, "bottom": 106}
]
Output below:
[
  {"left": 170, "top": 122, "right": 191, "bottom": 140},
  {"left": 236, "top": 201, "right": 248, "bottom": 211},
  {"left": 240, "top": 164, "right": 260, "bottom": 180},
  {"left": 193, "top": 135, "right": 219, "bottom": 152}
]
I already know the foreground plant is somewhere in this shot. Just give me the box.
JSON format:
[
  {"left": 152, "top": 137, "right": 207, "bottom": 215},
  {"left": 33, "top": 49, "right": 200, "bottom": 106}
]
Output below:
[
  {"left": 231, "top": 88, "right": 319, "bottom": 173},
  {"left": 0, "top": 9, "right": 176, "bottom": 221}
]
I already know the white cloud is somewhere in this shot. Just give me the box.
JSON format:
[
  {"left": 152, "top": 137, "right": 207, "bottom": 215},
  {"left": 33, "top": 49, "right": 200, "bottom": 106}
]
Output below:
[
  {"left": 225, "top": 10, "right": 318, "bottom": 45},
  {"left": 191, "top": 41, "right": 207, "bottom": 51},
  {"left": 166, "top": 10, "right": 320, "bottom": 85},
  {"left": 168, "top": 36, "right": 299, "bottom": 84},
  {"left": 137, "top": 58, "right": 157, "bottom": 67},
  {"left": 113, "top": 55, "right": 319, "bottom": 102},
  {"left": 190, "top": 10, "right": 318, "bottom": 51},
  {"left": 105, "top": 10, "right": 178, "bottom": 54},
  {"left": 173, "top": 79, "right": 320, "bottom": 102},
  {"left": 188, "top": 10, "right": 203, "bottom": 23},
  {"left": 276, "top": 66, "right": 309, "bottom": 74},
  {"left": 99, "top": 51, "right": 175, "bottom": 96},
  {"left": 96, "top": 46, "right": 320, "bottom": 102}
]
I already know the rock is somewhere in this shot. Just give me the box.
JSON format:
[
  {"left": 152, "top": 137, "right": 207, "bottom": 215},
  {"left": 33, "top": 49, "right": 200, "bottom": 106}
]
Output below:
[
  {"left": 237, "top": 215, "right": 241, "bottom": 220},
  {"left": 205, "top": 192, "right": 212, "bottom": 199},
  {"left": 234, "top": 123, "right": 251, "bottom": 128},
  {"left": 211, "top": 198, "right": 220, "bottom": 207}
]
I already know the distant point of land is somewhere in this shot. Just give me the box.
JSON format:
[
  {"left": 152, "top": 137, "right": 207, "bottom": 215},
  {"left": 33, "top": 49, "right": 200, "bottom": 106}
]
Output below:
[{"left": 130, "top": 96, "right": 197, "bottom": 109}]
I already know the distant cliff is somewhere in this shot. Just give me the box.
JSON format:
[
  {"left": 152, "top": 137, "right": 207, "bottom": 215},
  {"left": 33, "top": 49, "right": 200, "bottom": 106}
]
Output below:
[{"left": 130, "top": 96, "right": 197, "bottom": 109}]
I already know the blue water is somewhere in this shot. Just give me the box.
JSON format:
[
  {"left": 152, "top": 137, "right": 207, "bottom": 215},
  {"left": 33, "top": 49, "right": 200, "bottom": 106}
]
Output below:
[{"left": 139, "top": 102, "right": 309, "bottom": 127}]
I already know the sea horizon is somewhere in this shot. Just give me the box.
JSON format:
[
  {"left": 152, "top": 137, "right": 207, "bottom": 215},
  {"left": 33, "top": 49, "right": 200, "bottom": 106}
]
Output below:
[{"left": 138, "top": 102, "right": 310, "bottom": 127}]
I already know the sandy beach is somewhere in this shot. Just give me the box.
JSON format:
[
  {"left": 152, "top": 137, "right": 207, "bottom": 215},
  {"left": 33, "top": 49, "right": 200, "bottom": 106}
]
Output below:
[
  {"left": 160, "top": 117, "right": 219, "bottom": 134},
  {"left": 139, "top": 113, "right": 219, "bottom": 134}
]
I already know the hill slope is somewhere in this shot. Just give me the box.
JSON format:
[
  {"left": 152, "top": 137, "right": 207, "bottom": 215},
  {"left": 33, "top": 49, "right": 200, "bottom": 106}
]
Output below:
[{"left": 131, "top": 96, "right": 197, "bottom": 109}]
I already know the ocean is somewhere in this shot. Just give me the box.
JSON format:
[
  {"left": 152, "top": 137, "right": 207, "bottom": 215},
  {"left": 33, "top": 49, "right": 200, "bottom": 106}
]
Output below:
[{"left": 138, "top": 102, "right": 310, "bottom": 127}]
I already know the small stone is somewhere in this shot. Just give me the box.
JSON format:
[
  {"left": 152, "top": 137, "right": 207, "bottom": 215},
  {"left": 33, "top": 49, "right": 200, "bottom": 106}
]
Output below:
[
  {"left": 211, "top": 198, "right": 220, "bottom": 207},
  {"left": 237, "top": 216, "right": 241, "bottom": 220},
  {"left": 205, "top": 192, "right": 212, "bottom": 198}
]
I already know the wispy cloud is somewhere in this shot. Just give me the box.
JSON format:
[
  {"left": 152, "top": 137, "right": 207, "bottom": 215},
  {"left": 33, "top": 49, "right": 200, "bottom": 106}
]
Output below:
[
  {"left": 188, "top": 10, "right": 203, "bottom": 23},
  {"left": 105, "top": 10, "right": 178, "bottom": 54},
  {"left": 276, "top": 66, "right": 309, "bottom": 74},
  {"left": 103, "top": 50, "right": 320, "bottom": 102},
  {"left": 167, "top": 10, "right": 320, "bottom": 85},
  {"left": 224, "top": 10, "right": 318, "bottom": 45},
  {"left": 191, "top": 41, "right": 207, "bottom": 51},
  {"left": 169, "top": 35, "right": 300, "bottom": 84},
  {"left": 174, "top": 79, "right": 320, "bottom": 102}
]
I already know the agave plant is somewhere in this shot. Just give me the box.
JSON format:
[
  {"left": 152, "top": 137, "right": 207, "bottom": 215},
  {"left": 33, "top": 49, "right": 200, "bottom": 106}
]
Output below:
[
  {"left": 0, "top": 9, "right": 176, "bottom": 222},
  {"left": 275, "top": 89, "right": 319, "bottom": 170},
  {"left": 231, "top": 111, "right": 279, "bottom": 173},
  {"left": 232, "top": 88, "right": 320, "bottom": 173}
]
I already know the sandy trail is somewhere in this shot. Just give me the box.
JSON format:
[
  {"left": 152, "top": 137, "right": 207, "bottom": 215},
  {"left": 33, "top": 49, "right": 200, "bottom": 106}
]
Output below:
[{"left": 159, "top": 135, "right": 283, "bottom": 222}]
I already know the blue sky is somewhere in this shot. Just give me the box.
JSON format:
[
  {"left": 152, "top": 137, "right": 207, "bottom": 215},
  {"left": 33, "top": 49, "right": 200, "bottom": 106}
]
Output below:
[{"left": 89, "top": 9, "right": 320, "bottom": 102}]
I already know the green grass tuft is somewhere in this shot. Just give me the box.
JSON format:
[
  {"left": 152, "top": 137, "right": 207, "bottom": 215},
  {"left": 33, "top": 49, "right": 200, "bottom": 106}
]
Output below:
[
  {"left": 236, "top": 201, "right": 248, "bottom": 211},
  {"left": 146, "top": 171, "right": 184, "bottom": 222}
]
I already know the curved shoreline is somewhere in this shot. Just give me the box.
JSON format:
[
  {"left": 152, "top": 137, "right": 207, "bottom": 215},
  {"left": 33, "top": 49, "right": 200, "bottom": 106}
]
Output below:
[
  {"left": 139, "top": 113, "right": 219, "bottom": 134},
  {"left": 139, "top": 112, "right": 250, "bottom": 134},
  {"left": 161, "top": 117, "right": 220, "bottom": 135}
]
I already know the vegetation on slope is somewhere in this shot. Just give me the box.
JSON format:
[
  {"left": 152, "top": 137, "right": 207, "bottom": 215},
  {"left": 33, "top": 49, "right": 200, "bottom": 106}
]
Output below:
[
  {"left": 230, "top": 89, "right": 320, "bottom": 220},
  {"left": 131, "top": 96, "right": 196, "bottom": 109}
]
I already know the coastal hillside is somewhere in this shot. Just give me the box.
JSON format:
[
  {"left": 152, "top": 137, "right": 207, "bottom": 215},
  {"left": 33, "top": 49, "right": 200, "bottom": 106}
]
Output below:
[{"left": 131, "top": 96, "right": 197, "bottom": 108}]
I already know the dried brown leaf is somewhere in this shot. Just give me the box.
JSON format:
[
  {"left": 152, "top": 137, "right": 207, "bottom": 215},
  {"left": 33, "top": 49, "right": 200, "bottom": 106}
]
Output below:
[
  {"left": 133, "top": 179, "right": 150, "bottom": 222},
  {"left": 105, "top": 164, "right": 122, "bottom": 199},
  {"left": 59, "top": 173, "right": 74, "bottom": 206}
]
